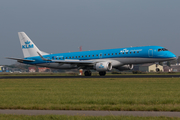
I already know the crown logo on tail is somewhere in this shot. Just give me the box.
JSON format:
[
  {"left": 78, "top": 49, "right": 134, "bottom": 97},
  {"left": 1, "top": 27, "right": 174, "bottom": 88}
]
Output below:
[
  {"left": 25, "top": 41, "right": 30, "bottom": 44},
  {"left": 22, "top": 41, "right": 34, "bottom": 49}
]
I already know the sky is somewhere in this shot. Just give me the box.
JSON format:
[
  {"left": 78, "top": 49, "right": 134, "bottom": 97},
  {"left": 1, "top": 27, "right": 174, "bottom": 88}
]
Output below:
[{"left": 0, "top": 0, "right": 180, "bottom": 65}]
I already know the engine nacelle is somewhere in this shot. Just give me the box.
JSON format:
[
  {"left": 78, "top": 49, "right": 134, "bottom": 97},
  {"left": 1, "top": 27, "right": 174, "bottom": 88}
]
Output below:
[
  {"left": 95, "top": 62, "right": 112, "bottom": 71},
  {"left": 117, "top": 64, "right": 133, "bottom": 71}
]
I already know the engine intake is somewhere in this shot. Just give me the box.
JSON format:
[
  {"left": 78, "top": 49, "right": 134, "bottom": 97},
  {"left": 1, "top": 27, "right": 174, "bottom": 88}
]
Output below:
[{"left": 95, "top": 62, "right": 112, "bottom": 71}]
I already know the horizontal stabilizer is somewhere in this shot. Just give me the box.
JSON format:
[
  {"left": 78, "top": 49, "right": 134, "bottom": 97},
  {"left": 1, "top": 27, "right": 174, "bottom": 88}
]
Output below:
[{"left": 6, "top": 57, "right": 35, "bottom": 62}]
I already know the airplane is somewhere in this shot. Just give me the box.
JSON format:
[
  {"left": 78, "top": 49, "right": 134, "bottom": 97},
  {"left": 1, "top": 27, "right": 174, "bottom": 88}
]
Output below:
[{"left": 7, "top": 32, "right": 176, "bottom": 76}]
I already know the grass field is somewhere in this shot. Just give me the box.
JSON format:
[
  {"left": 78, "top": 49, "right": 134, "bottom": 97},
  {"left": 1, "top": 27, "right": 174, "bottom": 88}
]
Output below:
[
  {"left": 0, "top": 78, "right": 180, "bottom": 111},
  {"left": 1, "top": 72, "right": 180, "bottom": 76},
  {"left": 0, "top": 115, "right": 179, "bottom": 120}
]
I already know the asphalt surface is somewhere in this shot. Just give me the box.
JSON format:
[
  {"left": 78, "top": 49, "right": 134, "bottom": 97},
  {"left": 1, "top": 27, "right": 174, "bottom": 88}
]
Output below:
[
  {"left": 0, "top": 110, "right": 180, "bottom": 117},
  {"left": 0, "top": 75, "right": 180, "bottom": 79}
]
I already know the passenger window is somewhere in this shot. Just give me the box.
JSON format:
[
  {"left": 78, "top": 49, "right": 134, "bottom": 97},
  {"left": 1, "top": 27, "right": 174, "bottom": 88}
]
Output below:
[
  {"left": 137, "top": 51, "right": 139, "bottom": 53},
  {"left": 92, "top": 55, "right": 94, "bottom": 57},
  {"left": 126, "top": 52, "right": 128, "bottom": 54},
  {"left": 85, "top": 55, "right": 87, "bottom": 57},
  {"left": 82, "top": 56, "right": 83, "bottom": 58},
  {"left": 104, "top": 54, "right": 106, "bottom": 56},
  {"left": 66, "top": 57, "right": 67, "bottom": 59},
  {"left": 122, "top": 52, "right": 124, "bottom": 54},
  {"left": 96, "top": 55, "right": 98, "bottom": 56},
  {"left": 112, "top": 53, "right": 113, "bottom": 55},
  {"left": 69, "top": 57, "right": 71, "bottom": 59},
  {"left": 119, "top": 53, "right": 121, "bottom": 55},
  {"left": 89, "top": 55, "right": 90, "bottom": 57},
  {"left": 133, "top": 52, "right": 135, "bottom": 53},
  {"left": 72, "top": 57, "right": 74, "bottom": 58},
  {"left": 108, "top": 54, "right": 110, "bottom": 55},
  {"left": 115, "top": 53, "right": 117, "bottom": 55},
  {"left": 130, "top": 52, "right": 131, "bottom": 54},
  {"left": 78, "top": 56, "right": 80, "bottom": 58}
]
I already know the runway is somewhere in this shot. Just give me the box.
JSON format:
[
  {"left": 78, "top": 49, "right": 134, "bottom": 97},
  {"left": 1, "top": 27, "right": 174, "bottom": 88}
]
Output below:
[
  {"left": 0, "top": 75, "right": 180, "bottom": 79},
  {"left": 0, "top": 110, "right": 180, "bottom": 117}
]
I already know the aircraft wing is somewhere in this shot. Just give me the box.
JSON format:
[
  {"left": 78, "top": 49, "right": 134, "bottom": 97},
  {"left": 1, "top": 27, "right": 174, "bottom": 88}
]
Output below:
[
  {"left": 6, "top": 57, "right": 35, "bottom": 62},
  {"left": 37, "top": 52, "right": 95, "bottom": 64},
  {"left": 51, "top": 60, "right": 95, "bottom": 64}
]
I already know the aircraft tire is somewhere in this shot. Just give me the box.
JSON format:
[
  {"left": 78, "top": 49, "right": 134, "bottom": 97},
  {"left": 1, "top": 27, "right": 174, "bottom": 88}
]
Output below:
[
  {"left": 84, "top": 71, "right": 92, "bottom": 76},
  {"left": 99, "top": 71, "right": 106, "bottom": 76}
]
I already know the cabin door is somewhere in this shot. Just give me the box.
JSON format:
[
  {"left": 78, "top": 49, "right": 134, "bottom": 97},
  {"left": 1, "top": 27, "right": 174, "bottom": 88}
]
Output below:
[{"left": 148, "top": 49, "right": 153, "bottom": 57}]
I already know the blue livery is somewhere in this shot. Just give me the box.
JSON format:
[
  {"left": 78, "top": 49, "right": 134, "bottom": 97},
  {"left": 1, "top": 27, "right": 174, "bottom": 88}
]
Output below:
[{"left": 7, "top": 32, "right": 176, "bottom": 76}]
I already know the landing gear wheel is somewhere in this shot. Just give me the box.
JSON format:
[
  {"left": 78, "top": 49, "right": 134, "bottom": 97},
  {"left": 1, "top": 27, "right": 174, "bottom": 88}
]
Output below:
[
  {"left": 84, "top": 71, "right": 92, "bottom": 76},
  {"left": 99, "top": 71, "right": 106, "bottom": 76}
]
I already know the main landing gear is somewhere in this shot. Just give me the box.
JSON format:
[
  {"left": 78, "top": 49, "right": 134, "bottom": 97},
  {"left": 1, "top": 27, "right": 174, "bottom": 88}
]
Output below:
[
  {"left": 99, "top": 71, "right": 106, "bottom": 76},
  {"left": 84, "top": 71, "right": 106, "bottom": 76},
  {"left": 84, "top": 70, "right": 92, "bottom": 76}
]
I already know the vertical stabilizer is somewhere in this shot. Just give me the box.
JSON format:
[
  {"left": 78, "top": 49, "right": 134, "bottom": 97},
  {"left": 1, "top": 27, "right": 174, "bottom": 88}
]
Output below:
[{"left": 18, "top": 32, "right": 49, "bottom": 58}]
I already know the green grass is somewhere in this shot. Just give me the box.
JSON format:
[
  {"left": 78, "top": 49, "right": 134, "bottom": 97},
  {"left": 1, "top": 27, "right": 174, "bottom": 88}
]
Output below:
[
  {"left": 0, "top": 115, "right": 179, "bottom": 120},
  {"left": 0, "top": 78, "right": 180, "bottom": 111},
  {"left": 1, "top": 72, "right": 180, "bottom": 76}
]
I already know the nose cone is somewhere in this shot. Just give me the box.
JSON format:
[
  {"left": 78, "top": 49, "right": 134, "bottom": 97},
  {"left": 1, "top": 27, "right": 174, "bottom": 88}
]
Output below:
[{"left": 168, "top": 52, "right": 176, "bottom": 59}]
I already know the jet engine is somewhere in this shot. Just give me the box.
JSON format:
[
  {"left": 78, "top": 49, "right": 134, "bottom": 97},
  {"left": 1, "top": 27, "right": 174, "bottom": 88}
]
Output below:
[
  {"left": 117, "top": 64, "right": 133, "bottom": 71},
  {"left": 95, "top": 62, "right": 112, "bottom": 71}
]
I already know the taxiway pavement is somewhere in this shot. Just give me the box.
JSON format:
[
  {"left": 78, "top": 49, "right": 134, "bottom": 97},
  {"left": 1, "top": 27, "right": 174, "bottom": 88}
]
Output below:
[{"left": 0, "top": 110, "right": 180, "bottom": 117}]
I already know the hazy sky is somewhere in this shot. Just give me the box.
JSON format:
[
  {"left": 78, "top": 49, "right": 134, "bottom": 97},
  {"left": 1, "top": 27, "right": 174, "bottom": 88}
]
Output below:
[{"left": 1, "top": 0, "right": 180, "bottom": 65}]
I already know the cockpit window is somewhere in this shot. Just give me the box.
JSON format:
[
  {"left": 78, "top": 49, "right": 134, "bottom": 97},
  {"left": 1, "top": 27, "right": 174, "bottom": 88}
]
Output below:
[
  {"left": 158, "top": 49, "right": 162, "bottom": 52},
  {"left": 158, "top": 48, "right": 168, "bottom": 52},
  {"left": 162, "top": 48, "right": 168, "bottom": 51}
]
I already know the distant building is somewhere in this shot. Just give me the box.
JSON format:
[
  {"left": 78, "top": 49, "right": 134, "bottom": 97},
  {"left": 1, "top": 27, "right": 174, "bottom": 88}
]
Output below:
[
  {"left": 29, "top": 67, "right": 36, "bottom": 73},
  {"left": 163, "top": 66, "right": 172, "bottom": 72},
  {"left": 163, "top": 65, "right": 180, "bottom": 72},
  {"left": 134, "top": 63, "right": 164, "bottom": 72},
  {"left": 171, "top": 65, "right": 180, "bottom": 72},
  {"left": 0, "top": 66, "right": 8, "bottom": 72},
  {"left": 38, "top": 67, "right": 51, "bottom": 72},
  {"left": 0, "top": 66, "right": 3, "bottom": 72}
]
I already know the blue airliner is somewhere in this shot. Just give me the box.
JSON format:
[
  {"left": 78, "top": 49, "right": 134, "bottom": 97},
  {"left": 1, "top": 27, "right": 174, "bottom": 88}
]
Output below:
[{"left": 7, "top": 32, "right": 176, "bottom": 76}]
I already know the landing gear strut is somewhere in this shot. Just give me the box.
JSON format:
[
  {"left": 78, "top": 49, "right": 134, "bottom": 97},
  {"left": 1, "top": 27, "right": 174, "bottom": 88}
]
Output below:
[
  {"left": 84, "top": 70, "right": 92, "bottom": 76},
  {"left": 99, "top": 71, "right": 106, "bottom": 76}
]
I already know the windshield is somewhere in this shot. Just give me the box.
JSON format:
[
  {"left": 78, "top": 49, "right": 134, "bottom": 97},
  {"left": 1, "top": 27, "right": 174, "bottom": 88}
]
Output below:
[{"left": 158, "top": 48, "right": 168, "bottom": 52}]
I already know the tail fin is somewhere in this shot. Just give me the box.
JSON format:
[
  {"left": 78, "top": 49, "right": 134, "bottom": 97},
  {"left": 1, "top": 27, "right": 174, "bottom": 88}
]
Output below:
[{"left": 18, "top": 32, "right": 49, "bottom": 58}]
